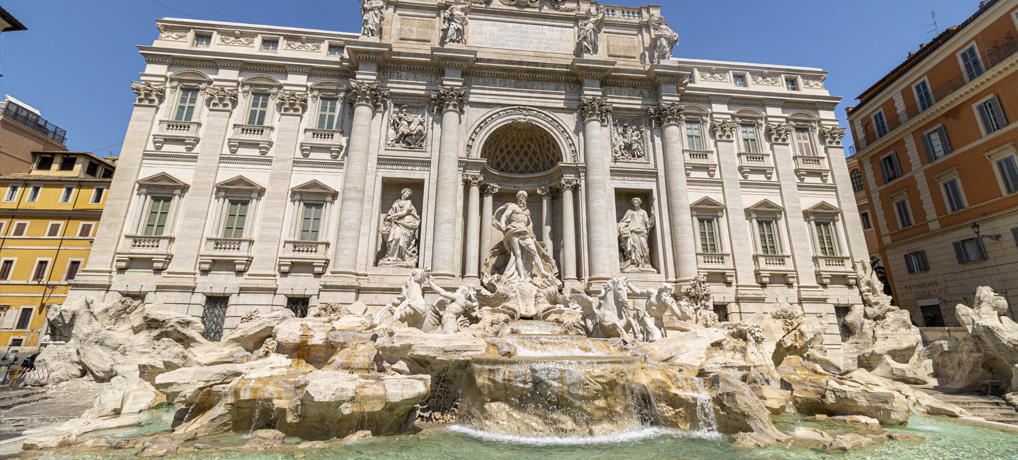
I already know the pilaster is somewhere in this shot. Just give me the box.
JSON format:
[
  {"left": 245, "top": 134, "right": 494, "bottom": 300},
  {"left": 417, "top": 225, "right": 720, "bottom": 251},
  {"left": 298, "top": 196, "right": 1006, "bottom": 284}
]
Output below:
[
  {"left": 580, "top": 96, "right": 616, "bottom": 282},
  {"left": 650, "top": 102, "right": 698, "bottom": 282},
  {"left": 429, "top": 86, "right": 468, "bottom": 278}
]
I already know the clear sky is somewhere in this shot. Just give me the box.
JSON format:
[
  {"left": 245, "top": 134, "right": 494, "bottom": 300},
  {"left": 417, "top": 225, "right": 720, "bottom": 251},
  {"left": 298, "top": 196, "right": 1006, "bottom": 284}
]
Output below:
[{"left": 0, "top": 0, "right": 983, "bottom": 155}]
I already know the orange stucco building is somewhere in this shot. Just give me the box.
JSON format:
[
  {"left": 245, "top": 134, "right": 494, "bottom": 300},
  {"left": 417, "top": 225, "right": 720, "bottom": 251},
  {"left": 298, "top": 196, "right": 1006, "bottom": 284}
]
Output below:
[
  {"left": 0, "top": 97, "right": 67, "bottom": 175},
  {"left": 848, "top": 0, "right": 1018, "bottom": 326}
]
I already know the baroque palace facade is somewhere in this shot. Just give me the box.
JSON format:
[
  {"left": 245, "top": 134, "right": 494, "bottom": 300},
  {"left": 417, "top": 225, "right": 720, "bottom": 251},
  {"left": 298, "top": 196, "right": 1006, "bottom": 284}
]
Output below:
[{"left": 72, "top": 0, "right": 865, "bottom": 355}]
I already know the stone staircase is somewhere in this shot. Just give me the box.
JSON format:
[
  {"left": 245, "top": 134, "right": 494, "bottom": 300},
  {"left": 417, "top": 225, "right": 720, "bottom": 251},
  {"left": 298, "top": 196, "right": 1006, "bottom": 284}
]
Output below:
[{"left": 922, "top": 390, "right": 1018, "bottom": 425}]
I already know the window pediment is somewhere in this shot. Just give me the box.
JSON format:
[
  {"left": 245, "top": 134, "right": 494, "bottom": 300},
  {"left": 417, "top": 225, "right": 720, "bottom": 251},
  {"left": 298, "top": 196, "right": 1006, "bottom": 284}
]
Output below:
[
  {"left": 137, "top": 172, "right": 189, "bottom": 191},
  {"left": 291, "top": 179, "right": 338, "bottom": 199},
  {"left": 216, "top": 175, "right": 265, "bottom": 194},
  {"left": 690, "top": 196, "right": 725, "bottom": 210},
  {"left": 804, "top": 201, "right": 840, "bottom": 215},
  {"left": 746, "top": 199, "right": 783, "bottom": 213}
]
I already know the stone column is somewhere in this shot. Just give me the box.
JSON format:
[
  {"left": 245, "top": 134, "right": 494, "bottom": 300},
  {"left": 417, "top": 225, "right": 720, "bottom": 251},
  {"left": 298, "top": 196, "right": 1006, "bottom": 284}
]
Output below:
[
  {"left": 333, "top": 81, "right": 388, "bottom": 276},
  {"left": 248, "top": 92, "right": 307, "bottom": 276},
  {"left": 479, "top": 183, "right": 499, "bottom": 272},
  {"left": 164, "top": 86, "right": 239, "bottom": 277},
  {"left": 429, "top": 86, "right": 467, "bottom": 278},
  {"left": 580, "top": 96, "right": 616, "bottom": 281},
  {"left": 650, "top": 102, "right": 698, "bottom": 282},
  {"left": 463, "top": 173, "right": 482, "bottom": 280},
  {"left": 537, "top": 186, "right": 554, "bottom": 245},
  {"left": 75, "top": 82, "right": 167, "bottom": 288},
  {"left": 560, "top": 178, "right": 579, "bottom": 281}
]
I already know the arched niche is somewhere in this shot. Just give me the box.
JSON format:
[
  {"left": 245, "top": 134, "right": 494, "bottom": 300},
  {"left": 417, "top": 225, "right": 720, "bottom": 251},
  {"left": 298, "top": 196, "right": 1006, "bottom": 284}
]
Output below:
[{"left": 466, "top": 106, "right": 578, "bottom": 164}]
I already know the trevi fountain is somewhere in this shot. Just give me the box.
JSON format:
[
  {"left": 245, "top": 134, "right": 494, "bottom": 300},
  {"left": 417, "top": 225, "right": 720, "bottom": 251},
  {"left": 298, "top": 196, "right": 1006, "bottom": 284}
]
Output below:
[{"left": 5, "top": 0, "right": 1018, "bottom": 458}]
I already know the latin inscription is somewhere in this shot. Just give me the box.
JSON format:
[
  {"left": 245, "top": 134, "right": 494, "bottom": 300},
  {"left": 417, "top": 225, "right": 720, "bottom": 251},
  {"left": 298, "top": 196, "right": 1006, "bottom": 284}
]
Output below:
[
  {"left": 469, "top": 20, "right": 574, "bottom": 54},
  {"left": 465, "top": 76, "right": 581, "bottom": 94}
]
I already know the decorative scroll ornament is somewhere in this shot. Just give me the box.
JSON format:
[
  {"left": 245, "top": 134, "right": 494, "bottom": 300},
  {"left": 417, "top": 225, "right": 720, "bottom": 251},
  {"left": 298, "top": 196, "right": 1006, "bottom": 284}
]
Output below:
[
  {"left": 579, "top": 96, "right": 612, "bottom": 123},
  {"left": 441, "top": 1, "right": 470, "bottom": 45},
  {"left": 482, "top": 182, "right": 501, "bottom": 196},
  {"left": 752, "top": 71, "right": 780, "bottom": 86},
  {"left": 359, "top": 0, "right": 386, "bottom": 38},
  {"left": 578, "top": 9, "right": 606, "bottom": 55},
  {"left": 710, "top": 120, "right": 739, "bottom": 141},
  {"left": 648, "top": 102, "right": 684, "bottom": 127},
  {"left": 278, "top": 91, "right": 308, "bottom": 114},
  {"left": 821, "top": 126, "right": 847, "bottom": 147},
  {"left": 431, "top": 86, "right": 467, "bottom": 113},
  {"left": 132, "top": 82, "right": 166, "bottom": 105},
  {"left": 347, "top": 81, "right": 389, "bottom": 110},
  {"left": 650, "top": 16, "right": 679, "bottom": 64},
  {"left": 803, "top": 76, "right": 826, "bottom": 89},
  {"left": 387, "top": 105, "right": 428, "bottom": 149},
  {"left": 611, "top": 120, "right": 647, "bottom": 163},
  {"left": 698, "top": 67, "right": 727, "bottom": 82},
  {"left": 157, "top": 25, "right": 187, "bottom": 41},
  {"left": 286, "top": 36, "right": 323, "bottom": 51},
  {"left": 765, "top": 123, "right": 794, "bottom": 144},
  {"left": 220, "top": 31, "right": 255, "bottom": 46},
  {"left": 204, "top": 86, "right": 238, "bottom": 110}
]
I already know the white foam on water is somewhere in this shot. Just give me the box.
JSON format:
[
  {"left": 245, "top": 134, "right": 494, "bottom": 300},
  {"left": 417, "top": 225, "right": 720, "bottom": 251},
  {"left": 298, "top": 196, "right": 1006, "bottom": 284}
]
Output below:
[
  {"left": 511, "top": 347, "right": 602, "bottom": 358},
  {"left": 447, "top": 425, "right": 722, "bottom": 446}
]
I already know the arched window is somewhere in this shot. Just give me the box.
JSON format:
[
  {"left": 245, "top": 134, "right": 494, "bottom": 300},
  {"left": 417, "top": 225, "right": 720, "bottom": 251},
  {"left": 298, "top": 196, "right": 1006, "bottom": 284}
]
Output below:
[{"left": 851, "top": 169, "right": 865, "bottom": 192}]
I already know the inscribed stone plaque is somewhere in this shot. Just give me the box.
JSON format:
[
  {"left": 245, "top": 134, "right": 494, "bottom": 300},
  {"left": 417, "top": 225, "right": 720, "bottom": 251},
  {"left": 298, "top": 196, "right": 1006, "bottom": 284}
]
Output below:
[
  {"left": 399, "top": 18, "right": 434, "bottom": 42},
  {"left": 468, "top": 20, "right": 574, "bottom": 54},
  {"left": 607, "top": 35, "right": 639, "bottom": 58}
]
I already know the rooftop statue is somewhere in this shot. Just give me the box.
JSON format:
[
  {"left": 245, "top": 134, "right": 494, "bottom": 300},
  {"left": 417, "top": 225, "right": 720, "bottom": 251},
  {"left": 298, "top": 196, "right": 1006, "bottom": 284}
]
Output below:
[
  {"left": 442, "top": 1, "right": 470, "bottom": 45},
  {"left": 651, "top": 16, "right": 679, "bottom": 64},
  {"left": 359, "top": 0, "right": 386, "bottom": 38},
  {"left": 577, "top": 9, "right": 606, "bottom": 55}
]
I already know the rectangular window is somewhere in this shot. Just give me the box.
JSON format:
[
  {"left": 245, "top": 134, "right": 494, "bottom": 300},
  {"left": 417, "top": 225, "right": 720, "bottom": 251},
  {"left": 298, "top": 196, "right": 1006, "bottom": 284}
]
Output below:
[
  {"left": 65, "top": 260, "right": 81, "bottom": 281},
  {"left": 59, "top": 186, "right": 74, "bottom": 204},
  {"left": 894, "top": 199, "right": 913, "bottom": 228},
  {"left": 0, "top": 261, "right": 12, "bottom": 280},
  {"left": 46, "top": 222, "right": 61, "bottom": 237},
  {"left": 733, "top": 74, "right": 746, "bottom": 87},
  {"left": 222, "top": 200, "right": 249, "bottom": 239},
  {"left": 300, "top": 203, "right": 324, "bottom": 241},
  {"left": 90, "top": 187, "right": 105, "bottom": 204},
  {"left": 915, "top": 80, "right": 934, "bottom": 111},
  {"left": 327, "top": 45, "right": 343, "bottom": 57},
  {"left": 977, "top": 96, "right": 1008, "bottom": 134},
  {"left": 78, "top": 223, "right": 94, "bottom": 237},
  {"left": 286, "top": 297, "right": 310, "bottom": 318},
  {"left": 996, "top": 156, "right": 1018, "bottom": 194},
  {"left": 36, "top": 156, "right": 54, "bottom": 171},
  {"left": 879, "top": 153, "right": 902, "bottom": 183},
  {"left": 15, "top": 308, "right": 33, "bottom": 330},
  {"left": 873, "top": 111, "right": 889, "bottom": 137},
  {"left": 686, "top": 121, "right": 704, "bottom": 150},
  {"left": 85, "top": 162, "right": 99, "bottom": 177},
  {"left": 954, "top": 237, "right": 988, "bottom": 264},
  {"left": 741, "top": 124, "right": 760, "bottom": 153},
  {"left": 261, "top": 39, "right": 278, "bottom": 53},
  {"left": 194, "top": 34, "right": 212, "bottom": 48},
  {"left": 4, "top": 186, "right": 19, "bottom": 202},
  {"left": 757, "top": 220, "right": 778, "bottom": 255},
  {"left": 860, "top": 212, "right": 872, "bottom": 229},
  {"left": 201, "top": 296, "right": 230, "bottom": 342},
  {"left": 59, "top": 156, "right": 76, "bottom": 171},
  {"left": 815, "top": 221, "right": 837, "bottom": 257},
  {"left": 12, "top": 222, "right": 27, "bottom": 236},
  {"left": 961, "top": 45, "right": 985, "bottom": 81},
  {"left": 785, "top": 78, "right": 799, "bottom": 91},
  {"left": 26, "top": 186, "right": 41, "bottom": 203},
  {"left": 698, "top": 218, "right": 718, "bottom": 253},
  {"left": 32, "top": 260, "right": 48, "bottom": 282},
  {"left": 904, "top": 250, "right": 929, "bottom": 274},
  {"left": 943, "top": 179, "right": 966, "bottom": 212},
  {"left": 247, "top": 93, "right": 270, "bottom": 126},
  {"left": 316, "top": 98, "right": 339, "bottom": 130},
  {"left": 143, "top": 196, "right": 173, "bottom": 236},
  {"left": 921, "top": 126, "right": 953, "bottom": 161},
  {"left": 794, "top": 128, "right": 814, "bottom": 155},
  {"left": 174, "top": 89, "right": 199, "bottom": 122}
]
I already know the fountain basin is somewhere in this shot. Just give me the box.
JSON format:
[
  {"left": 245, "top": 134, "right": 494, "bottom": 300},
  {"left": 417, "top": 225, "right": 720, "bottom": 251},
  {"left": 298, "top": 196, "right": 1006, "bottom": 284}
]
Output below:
[
  {"left": 504, "top": 334, "right": 628, "bottom": 357},
  {"left": 501, "top": 320, "right": 569, "bottom": 335}
]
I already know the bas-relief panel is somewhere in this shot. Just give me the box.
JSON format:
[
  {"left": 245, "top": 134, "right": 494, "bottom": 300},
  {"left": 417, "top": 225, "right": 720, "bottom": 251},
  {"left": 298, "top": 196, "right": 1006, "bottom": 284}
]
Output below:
[{"left": 467, "top": 20, "right": 574, "bottom": 54}]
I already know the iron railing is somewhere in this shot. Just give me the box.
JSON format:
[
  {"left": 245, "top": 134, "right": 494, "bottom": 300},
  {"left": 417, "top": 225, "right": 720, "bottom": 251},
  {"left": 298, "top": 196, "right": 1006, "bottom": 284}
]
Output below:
[
  {"left": 0, "top": 100, "right": 66, "bottom": 144},
  {"left": 850, "top": 32, "right": 1018, "bottom": 156}
]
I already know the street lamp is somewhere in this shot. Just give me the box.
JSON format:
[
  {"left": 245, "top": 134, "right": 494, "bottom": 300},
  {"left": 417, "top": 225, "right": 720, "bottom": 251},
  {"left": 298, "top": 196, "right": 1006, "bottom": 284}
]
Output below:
[{"left": 971, "top": 222, "right": 1002, "bottom": 241}]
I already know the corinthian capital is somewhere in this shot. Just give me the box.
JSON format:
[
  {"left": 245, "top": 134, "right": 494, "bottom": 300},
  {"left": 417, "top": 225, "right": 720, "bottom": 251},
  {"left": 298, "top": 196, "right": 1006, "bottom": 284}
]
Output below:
[
  {"left": 579, "top": 96, "right": 612, "bottom": 123},
  {"left": 347, "top": 81, "right": 389, "bottom": 110},
  {"left": 821, "top": 126, "right": 847, "bottom": 147},
  {"left": 278, "top": 91, "right": 309, "bottom": 115},
  {"left": 765, "top": 123, "right": 794, "bottom": 144},
  {"left": 204, "top": 86, "right": 238, "bottom": 111},
  {"left": 431, "top": 86, "right": 467, "bottom": 114},
  {"left": 131, "top": 81, "right": 166, "bottom": 106},
  {"left": 710, "top": 120, "right": 739, "bottom": 141},
  {"left": 649, "top": 102, "right": 685, "bottom": 127},
  {"left": 463, "top": 173, "right": 483, "bottom": 187},
  {"left": 560, "top": 177, "right": 580, "bottom": 191}
]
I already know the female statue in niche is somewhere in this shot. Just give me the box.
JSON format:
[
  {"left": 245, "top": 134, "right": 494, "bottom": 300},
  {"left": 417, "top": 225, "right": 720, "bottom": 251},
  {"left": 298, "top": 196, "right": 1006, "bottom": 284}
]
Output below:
[
  {"left": 618, "top": 197, "right": 655, "bottom": 272},
  {"left": 380, "top": 188, "right": 420, "bottom": 266},
  {"left": 493, "top": 190, "right": 552, "bottom": 282}
]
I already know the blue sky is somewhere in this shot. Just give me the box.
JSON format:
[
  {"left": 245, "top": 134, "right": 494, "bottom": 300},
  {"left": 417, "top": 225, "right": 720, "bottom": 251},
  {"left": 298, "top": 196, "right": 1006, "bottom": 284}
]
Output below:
[{"left": 0, "top": 0, "right": 981, "bottom": 155}]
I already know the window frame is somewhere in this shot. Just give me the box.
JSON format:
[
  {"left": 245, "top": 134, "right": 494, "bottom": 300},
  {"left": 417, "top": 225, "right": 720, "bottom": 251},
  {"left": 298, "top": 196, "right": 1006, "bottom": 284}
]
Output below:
[
  {"left": 316, "top": 97, "right": 340, "bottom": 130},
  {"left": 59, "top": 185, "right": 75, "bottom": 204},
  {"left": 299, "top": 202, "right": 325, "bottom": 242},
  {"left": 45, "top": 222, "right": 63, "bottom": 238},
  {"left": 173, "top": 88, "right": 201, "bottom": 122},
  {"left": 3, "top": 185, "right": 20, "bottom": 202},
  {"left": 740, "top": 123, "right": 760, "bottom": 153},
  {"left": 327, "top": 44, "right": 343, "bottom": 58},
  {"left": 958, "top": 43, "right": 985, "bottom": 82},
  {"left": 260, "top": 37, "right": 279, "bottom": 53},
  {"left": 246, "top": 92, "right": 272, "bottom": 126},
  {"left": 851, "top": 169, "right": 865, "bottom": 192},
  {"left": 221, "top": 199, "right": 251, "bottom": 239},
  {"left": 58, "top": 156, "right": 76, "bottom": 171},
  {"left": 813, "top": 220, "right": 838, "bottom": 257},
  {"left": 872, "top": 110, "right": 889, "bottom": 138},
  {"left": 14, "top": 307, "right": 34, "bottom": 331},
  {"left": 904, "top": 250, "right": 930, "bottom": 274},
  {"left": 733, "top": 73, "right": 747, "bottom": 88},
  {"left": 860, "top": 211, "right": 872, "bottom": 230},
  {"left": 90, "top": 187, "right": 106, "bottom": 204},
  {"left": 785, "top": 77, "right": 800, "bottom": 91},
  {"left": 36, "top": 156, "right": 54, "bottom": 171},
  {"left": 954, "top": 237, "right": 988, "bottom": 264},
  {"left": 793, "top": 127, "right": 816, "bottom": 156},
  {"left": 10, "top": 221, "right": 29, "bottom": 237},
  {"left": 77, "top": 222, "right": 95, "bottom": 237},
  {"left": 891, "top": 192, "right": 914, "bottom": 229},
  {"left": 0, "top": 259, "right": 15, "bottom": 281},
  {"left": 941, "top": 177, "right": 967, "bottom": 213},
  {"left": 143, "top": 195, "right": 174, "bottom": 237},
  {"left": 31, "top": 258, "right": 51, "bottom": 282},
  {"left": 913, "top": 77, "right": 935, "bottom": 112},
  {"left": 920, "top": 125, "right": 953, "bottom": 162},
  {"left": 974, "top": 94, "right": 1008, "bottom": 136},
  {"left": 985, "top": 144, "right": 1018, "bottom": 196},
  {"left": 879, "top": 151, "right": 903, "bottom": 183},
  {"left": 756, "top": 219, "right": 780, "bottom": 255},
  {"left": 63, "top": 259, "right": 84, "bottom": 281},
  {"left": 685, "top": 120, "right": 705, "bottom": 151},
  {"left": 25, "top": 185, "right": 42, "bottom": 203},
  {"left": 697, "top": 217, "right": 720, "bottom": 253}
]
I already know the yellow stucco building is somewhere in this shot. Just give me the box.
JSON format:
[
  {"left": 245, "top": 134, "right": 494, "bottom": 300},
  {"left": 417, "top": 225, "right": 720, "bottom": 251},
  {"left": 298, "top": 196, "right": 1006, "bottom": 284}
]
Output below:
[{"left": 0, "top": 151, "right": 114, "bottom": 351}]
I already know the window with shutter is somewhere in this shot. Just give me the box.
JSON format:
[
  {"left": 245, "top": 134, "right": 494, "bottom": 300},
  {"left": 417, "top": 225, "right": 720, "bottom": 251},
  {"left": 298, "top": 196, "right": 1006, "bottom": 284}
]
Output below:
[
  {"left": 979, "top": 96, "right": 1008, "bottom": 134},
  {"left": 915, "top": 81, "right": 934, "bottom": 111},
  {"left": 942, "top": 179, "right": 966, "bottom": 212},
  {"left": 32, "top": 260, "right": 48, "bottom": 281},
  {"left": 0, "top": 261, "right": 13, "bottom": 280},
  {"left": 46, "top": 223, "right": 61, "bottom": 237},
  {"left": 66, "top": 261, "right": 81, "bottom": 280},
  {"left": 921, "top": 127, "right": 952, "bottom": 162},
  {"left": 961, "top": 46, "right": 985, "bottom": 81},
  {"left": 894, "top": 199, "right": 913, "bottom": 228},
  {"left": 794, "top": 128, "right": 814, "bottom": 155},
  {"left": 757, "top": 220, "right": 778, "bottom": 255},
  {"left": 954, "top": 238, "right": 988, "bottom": 264},
  {"left": 873, "top": 111, "right": 889, "bottom": 137},
  {"left": 78, "top": 223, "right": 94, "bottom": 237},
  {"left": 997, "top": 157, "right": 1018, "bottom": 194},
  {"left": 12, "top": 222, "right": 27, "bottom": 236},
  {"left": 879, "top": 153, "right": 901, "bottom": 182},
  {"left": 300, "top": 203, "right": 324, "bottom": 241},
  {"left": 222, "top": 200, "right": 249, "bottom": 239},
  {"left": 815, "top": 221, "right": 837, "bottom": 256},
  {"left": 144, "top": 197, "right": 172, "bottom": 236},
  {"left": 698, "top": 218, "right": 718, "bottom": 253}
]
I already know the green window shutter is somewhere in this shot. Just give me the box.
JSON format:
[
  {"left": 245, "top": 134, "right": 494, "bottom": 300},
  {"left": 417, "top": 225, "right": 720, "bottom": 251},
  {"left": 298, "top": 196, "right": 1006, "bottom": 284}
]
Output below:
[
  {"left": 953, "top": 241, "right": 967, "bottom": 264},
  {"left": 937, "top": 126, "right": 952, "bottom": 154},
  {"left": 921, "top": 133, "right": 935, "bottom": 162},
  {"left": 758, "top": 221, "right": 777, "bottom": 255}
]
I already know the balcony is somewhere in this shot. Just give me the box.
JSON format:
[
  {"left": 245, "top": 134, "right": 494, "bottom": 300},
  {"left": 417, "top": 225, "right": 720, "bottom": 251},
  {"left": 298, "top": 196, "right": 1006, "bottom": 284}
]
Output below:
[
  {"left": 696, "top": 252, "right": 734, "bottom": 283},
  {"left": 737, "top": 152, "right": 774, "bottom": 180},
  {"left": 198, "top": 237, "right": 254, "bottom": 272},
  {"left": 813, "top": 255, "right": 857, "bottom": 286},
  {"left": 115, "top": 235, "right": 175, "bottom": 270},
  {"left": 0, "top": 99, "right": 66, "bottom": 144},
  {"left": 227, "top": 124, "right": 274, "bottom": 154},
  {"left": 152, "top": 120, "right": 201, "bottom": 151},
  {"left": 278, "top": 240, "right": 330, "bottom": 274},
  {"left": 299, "top": 128, "right": 346, "bottom": 158},
  {"left": 793, "top": 155, "right": 830, "bottom": 182},
  {"left": 684, "top": 150, "right": 717, "bottom": 177},
  {"left": 753, "top": 254, "right": 796, "bottom": 285}
]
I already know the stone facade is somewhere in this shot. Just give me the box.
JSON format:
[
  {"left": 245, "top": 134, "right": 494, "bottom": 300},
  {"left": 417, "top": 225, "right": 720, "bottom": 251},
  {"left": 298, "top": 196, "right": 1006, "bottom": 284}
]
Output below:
[{"left": 71, "top": 1, "right": 864, "bottom": 358}]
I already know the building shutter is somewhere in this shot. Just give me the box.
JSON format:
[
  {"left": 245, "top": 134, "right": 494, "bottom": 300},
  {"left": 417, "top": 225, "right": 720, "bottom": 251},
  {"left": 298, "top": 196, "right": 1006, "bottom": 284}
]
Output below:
[
  {"left": 991, "top": 96, "right": 1008, "bottom": 128},
  {"left": 921, "top": 134, "right": 935, "bottom": 162},
  {"left": 937, "top": 126, "right": 953, "bottom": 154},
  {"left": 904, "top": 254, "right": 916, "bottom": 273},
  {"left": 918, "top": 250, "right": 929, "bottom": 271},
  {"left": 975, "top": 237, "right": 988, "bottom": 260},
  {"left": 1012, "top": 227, "right": 1018, "bottom": 250},
  {"left": 953, "top": 241, "right": 967, "bottom": 264}
]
